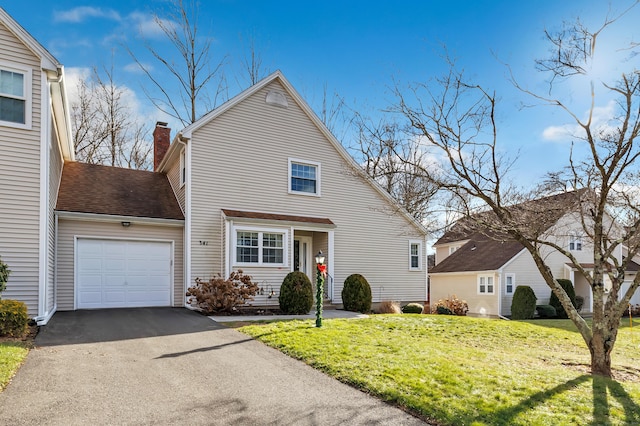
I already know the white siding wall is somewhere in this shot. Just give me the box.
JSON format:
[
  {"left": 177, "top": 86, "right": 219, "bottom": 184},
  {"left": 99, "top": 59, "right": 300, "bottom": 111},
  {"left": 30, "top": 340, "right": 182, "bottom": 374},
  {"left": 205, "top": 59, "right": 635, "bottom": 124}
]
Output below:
[
  {"left": 189, "top": 80, "right": 426, "bottom": 304},
  {"left": 46, "top": 117, "right": 64, "bottom": 314},
  {"left": 0, "top": 22, "right": 43, "bottom": 316},
  {"left": 56, "top": 219, "right": 184, "bottom": 310},
  {"left": 166, "top": 153, "right": 185, "bottom": 212}
]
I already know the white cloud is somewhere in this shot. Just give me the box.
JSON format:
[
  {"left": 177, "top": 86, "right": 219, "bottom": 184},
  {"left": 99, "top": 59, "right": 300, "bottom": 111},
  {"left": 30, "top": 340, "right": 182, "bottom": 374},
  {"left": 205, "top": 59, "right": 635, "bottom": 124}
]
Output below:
[
  {"left": 542, "top": 100, "right": 618, "bottom": 143},
  {"left": 54, "top": 7, "right": 121, "bottom": 23},
  {"left": 128, "top": 12, "right": 175, "bottom": 39},
  {"left": 124, "top": 62, "right": 152, "bottom": 74}
]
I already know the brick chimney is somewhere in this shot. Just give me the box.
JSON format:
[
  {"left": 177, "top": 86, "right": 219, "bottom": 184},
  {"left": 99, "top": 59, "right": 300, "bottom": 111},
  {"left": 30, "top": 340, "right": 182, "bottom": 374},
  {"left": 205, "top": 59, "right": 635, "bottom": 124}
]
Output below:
[{"left": 153, "top": 121, "right": 171, "bottom": 170}]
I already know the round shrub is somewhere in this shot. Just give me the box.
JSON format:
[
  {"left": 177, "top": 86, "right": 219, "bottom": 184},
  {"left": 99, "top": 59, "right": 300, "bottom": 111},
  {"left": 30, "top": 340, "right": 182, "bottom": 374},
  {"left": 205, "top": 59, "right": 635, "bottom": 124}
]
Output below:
[
  {"left": 402, "top": 303, "right": 424, "bottom": 314},
  {"left": 342, "top": 274, "right": 372, "bottom": 313},
  {"left": 511, "top": 285, "right": 537, "bottom": 320},
  {"left": 535, "top": 304, "right": 557, "bottom": 319},
  {"left": 377, "top": 300, "right": 401, "bottom": 314},
  {"left": 549, "top": 279, "right": 576, "bottom": 319},
  {"left": 0, "top": 256, "right": 10, "bottom": 296},
  {"left": 279, "top": 271, "right": 313, "bottom": 314},
  {"left": 0, "top": 299, "right": 28, "bottom": 337}
]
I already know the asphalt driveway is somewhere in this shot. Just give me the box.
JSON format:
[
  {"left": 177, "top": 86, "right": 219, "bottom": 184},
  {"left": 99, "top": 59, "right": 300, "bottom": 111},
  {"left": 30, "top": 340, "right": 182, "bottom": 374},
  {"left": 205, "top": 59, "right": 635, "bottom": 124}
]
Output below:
[{"left": 0, "top": 308, "right": 426, "bottom": 425}]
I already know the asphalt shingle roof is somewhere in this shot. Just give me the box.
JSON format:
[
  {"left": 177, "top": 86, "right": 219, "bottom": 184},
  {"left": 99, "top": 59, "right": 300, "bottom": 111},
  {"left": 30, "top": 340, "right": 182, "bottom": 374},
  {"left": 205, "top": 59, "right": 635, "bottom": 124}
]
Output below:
[{"left": 56, "top": 162, "right": 184, "bottom": 220}]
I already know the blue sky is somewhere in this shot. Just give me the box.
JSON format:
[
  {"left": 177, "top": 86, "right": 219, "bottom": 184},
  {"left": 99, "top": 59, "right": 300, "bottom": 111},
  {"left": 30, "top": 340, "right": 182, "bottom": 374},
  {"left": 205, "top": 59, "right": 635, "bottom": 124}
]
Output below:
[{"left": 4, "top": 1, "right": 640, "bottom": 185}]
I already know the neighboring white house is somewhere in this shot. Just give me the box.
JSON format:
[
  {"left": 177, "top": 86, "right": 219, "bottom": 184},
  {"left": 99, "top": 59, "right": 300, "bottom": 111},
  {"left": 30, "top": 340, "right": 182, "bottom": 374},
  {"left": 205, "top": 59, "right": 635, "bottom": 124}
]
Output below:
[
  {"left": 0, "top": 7, "right": 73, "bottom": 323},
  {"left": 0, "top": 9, "right": 428, "bottom": 322},
  {"left": 430, "top": 191, "right": 639, "bottom": 317}
]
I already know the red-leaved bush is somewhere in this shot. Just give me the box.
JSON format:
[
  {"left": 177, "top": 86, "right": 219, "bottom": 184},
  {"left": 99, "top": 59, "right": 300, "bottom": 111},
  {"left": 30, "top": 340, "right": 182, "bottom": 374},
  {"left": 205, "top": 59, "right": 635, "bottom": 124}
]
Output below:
[{"left": 186, "top": 270, "right": 259, "bottom": 314}]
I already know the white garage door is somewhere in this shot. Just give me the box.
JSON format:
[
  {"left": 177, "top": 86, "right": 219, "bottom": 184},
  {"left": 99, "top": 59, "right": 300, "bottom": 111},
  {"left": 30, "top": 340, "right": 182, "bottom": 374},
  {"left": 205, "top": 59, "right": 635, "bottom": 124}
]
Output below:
[{"left": 77, "top": 239, "right": 172, "bottom": 309}]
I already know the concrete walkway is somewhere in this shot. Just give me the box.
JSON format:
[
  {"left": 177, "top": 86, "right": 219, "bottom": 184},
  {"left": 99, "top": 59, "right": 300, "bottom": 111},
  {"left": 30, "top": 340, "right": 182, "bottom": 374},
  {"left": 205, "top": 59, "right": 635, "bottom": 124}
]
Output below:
[{"left": 0, "top": 308, "right": 425, "bottom": 425}]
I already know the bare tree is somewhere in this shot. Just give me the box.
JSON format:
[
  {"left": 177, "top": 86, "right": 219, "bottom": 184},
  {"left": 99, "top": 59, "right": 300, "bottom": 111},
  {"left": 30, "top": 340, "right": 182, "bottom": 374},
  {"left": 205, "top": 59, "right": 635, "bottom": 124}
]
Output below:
[
  {"left": 70, "top": 66, "right": 152, "bottom": 170},
  {"left": 352, "top": 114, "right": 440, "bottom": 228},
  {"left": 393, "top": 4, "right": 640, "bottom": 377},
  {"left": 129, "top": 0, "right": 227, "bottom": 126},
  {"left": 238, "top": 33, "right": 268, "bottom": 87}
]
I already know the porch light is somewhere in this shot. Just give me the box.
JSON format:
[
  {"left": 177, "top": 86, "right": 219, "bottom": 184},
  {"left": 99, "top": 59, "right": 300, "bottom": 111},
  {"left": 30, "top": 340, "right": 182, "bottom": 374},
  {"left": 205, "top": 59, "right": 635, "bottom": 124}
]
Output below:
[
  {"left": 121, "top": 221, "right": 131, "bottom": 227},
  {"left": 315, "top": 251, "right": 326, "bottom": 328}
]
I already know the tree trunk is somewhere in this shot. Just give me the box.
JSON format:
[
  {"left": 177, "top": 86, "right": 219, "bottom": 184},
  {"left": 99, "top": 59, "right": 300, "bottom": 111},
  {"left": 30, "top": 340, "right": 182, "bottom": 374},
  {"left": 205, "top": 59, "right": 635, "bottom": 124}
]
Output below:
[{"left": 588, "top": 330, "right": 613, "bottom": 377}]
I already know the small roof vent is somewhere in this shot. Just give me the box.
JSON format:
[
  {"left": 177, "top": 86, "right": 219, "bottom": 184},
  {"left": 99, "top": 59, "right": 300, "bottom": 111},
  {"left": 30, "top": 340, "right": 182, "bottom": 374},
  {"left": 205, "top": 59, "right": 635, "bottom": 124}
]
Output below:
[{"left": 265, "top": 90, "right": 288, "bottom": 108}]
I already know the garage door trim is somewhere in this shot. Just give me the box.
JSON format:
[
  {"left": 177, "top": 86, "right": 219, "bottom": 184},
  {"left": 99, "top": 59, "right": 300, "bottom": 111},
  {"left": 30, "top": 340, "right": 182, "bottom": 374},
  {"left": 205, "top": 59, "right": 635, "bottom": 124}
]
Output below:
[{"left": 74, "top": 236, "right": 175, "bottom": 310}]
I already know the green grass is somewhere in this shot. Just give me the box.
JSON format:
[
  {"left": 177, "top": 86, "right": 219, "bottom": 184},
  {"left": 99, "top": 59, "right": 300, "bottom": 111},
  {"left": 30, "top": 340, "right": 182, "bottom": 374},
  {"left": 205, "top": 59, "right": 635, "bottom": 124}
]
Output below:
[
  {"left": 0, "top": 342, "right": 29, "bottom": 391},
  {"left": 240, "top": 315, "right": 640, "bottom": 425}
]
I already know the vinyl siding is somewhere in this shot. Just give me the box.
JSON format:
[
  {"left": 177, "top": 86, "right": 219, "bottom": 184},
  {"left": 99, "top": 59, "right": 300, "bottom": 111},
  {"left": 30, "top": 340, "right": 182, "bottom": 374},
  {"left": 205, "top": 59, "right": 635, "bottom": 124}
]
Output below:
[
  {"left": 189, "top": 79, "right": 426, "bottom": 304},
  {"left": 56, "top": 219, "right": 184, "bottom": 310},
  {"left": 430, "top": 273, "right": 499, "bottom": 316},
  {"left": 0, "top": 21, "right": 43, "bottom": 316},
  {"left": 46, "top": 117, "right": 64, "bottom": 314},
  {"left": 166, "top": 152, "right": 185, "bottom": 212}
]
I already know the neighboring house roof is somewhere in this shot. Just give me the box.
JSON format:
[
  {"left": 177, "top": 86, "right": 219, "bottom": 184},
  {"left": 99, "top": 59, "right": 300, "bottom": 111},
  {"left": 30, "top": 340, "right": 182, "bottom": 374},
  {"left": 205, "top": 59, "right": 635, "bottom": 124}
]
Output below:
[
  {"left": 434, "top": 190, "right": 588, "bottom": 246},
  {"left": 430, "top": 233, "right": 524, "bottom": 273},
  {"left": 222, "top": 209, "right": 335, "bottom": 226},
  {"left": 56, "top": 162, "right": 184, "bottom": 220},
  {"left": 158, "top": 70, "right": 427, "bottom": 236}
]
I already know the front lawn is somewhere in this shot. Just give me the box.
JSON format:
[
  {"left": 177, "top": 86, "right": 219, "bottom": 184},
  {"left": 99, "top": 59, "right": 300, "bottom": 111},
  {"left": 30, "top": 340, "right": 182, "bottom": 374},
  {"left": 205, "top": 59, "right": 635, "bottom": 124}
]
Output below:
[
  {"left": 240, "top": 315, "right": 640, "bottom": 425},
  {"left": 0, "top": 342, "right": 29, "bottom": 391}
]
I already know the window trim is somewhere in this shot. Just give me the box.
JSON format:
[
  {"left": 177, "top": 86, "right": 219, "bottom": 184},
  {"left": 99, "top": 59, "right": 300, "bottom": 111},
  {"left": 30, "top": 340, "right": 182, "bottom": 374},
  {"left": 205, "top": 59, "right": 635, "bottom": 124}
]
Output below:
[
  {"left": 288, "top": 158, "right": 321, "bottom": 197},
  {"left": 477, "top": 274, "right": 495, "bottom": 295},
  {"left": 449, "top": 245, "right": 460, "bottom": 255},
  {"left": 179, "top": 148, "right": 186, "bottom": 187},
  {"left": 505, "top": 273, "right": 515, "bottom": 295},
  {"left": 232, "top": 225, "right": 288, "bottom": 267},
  {"left": 408, "top": 239, "right": 423, "bottom": 271},
  {"left": 569, "top": 232, "right": 583, "bottom": 251},
  {"left": 0, "top": 61, "right": 32, "bottom": 130}
]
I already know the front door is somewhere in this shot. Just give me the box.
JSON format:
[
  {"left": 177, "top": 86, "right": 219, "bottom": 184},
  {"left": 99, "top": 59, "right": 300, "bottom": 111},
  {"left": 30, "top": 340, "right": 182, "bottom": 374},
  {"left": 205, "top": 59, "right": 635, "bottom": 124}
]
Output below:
[{"left": 293, "top": 236, "right": 313, "bottom": 282}]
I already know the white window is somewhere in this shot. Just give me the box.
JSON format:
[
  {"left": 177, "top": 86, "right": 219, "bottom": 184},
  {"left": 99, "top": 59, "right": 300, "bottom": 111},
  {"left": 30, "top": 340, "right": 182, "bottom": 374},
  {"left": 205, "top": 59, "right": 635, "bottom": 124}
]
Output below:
[
  {"left": 569, "top": 233, "right": 582, "bottom": 251},
  {"left": 288, "top": 158, "right": 321, "bottom": 196},
  {"left": 478, "top": 274, "right": 494, "bottom": 294},
  {"left": 449, "top": 245, "right": 460, "bottom": 255},
  {"left": 505, "top": 274, "right": 515, "bottom": 295},
  {"left": 233, "top": 227, "right": 287, "bottom": 266},
  {"left": 0, "top": 63, "right": 31, "bottom": 129},
  {"left": 409, "top": 240, "right": 423, "bottom": 271},
  {"left": 180, "top": 148, "right": 186, "bottom": 186}
]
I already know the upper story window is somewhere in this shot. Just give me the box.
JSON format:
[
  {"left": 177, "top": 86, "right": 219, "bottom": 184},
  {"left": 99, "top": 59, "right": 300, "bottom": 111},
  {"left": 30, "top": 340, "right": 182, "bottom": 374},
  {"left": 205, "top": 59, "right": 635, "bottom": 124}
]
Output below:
[
  {"left": 234, "top": 227, "right": 287, "bottom": 266},
  {"left": 409, "top": 240, "right": 423, "bottom": 271},
  {"left": 0, "top": 63, "right": 31, "bottom": 129},
  {"left": 449, "top": 245, "right": 460, "bottom": 255},
  {"left": 569, "top": 232, "right": 582, "bottom": 251},
  {"left": 478, "top": 274, "right": 494, "bottom": 294},
  {"left": 289, "top": 158, "right": 321, "bottom": 196},
  {"left": 505, "top": 273, "right": 515, "bottom": 295},
  {"left": 180, "top": 148, "right": 186, "bottom": 186}
]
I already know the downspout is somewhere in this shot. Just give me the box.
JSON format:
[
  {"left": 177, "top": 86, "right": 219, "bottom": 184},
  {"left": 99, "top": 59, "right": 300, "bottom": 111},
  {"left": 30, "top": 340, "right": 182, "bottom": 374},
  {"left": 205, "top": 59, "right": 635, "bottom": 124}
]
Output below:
[{"left": 179, "top": 135, "right": 191, "bottom": 308}]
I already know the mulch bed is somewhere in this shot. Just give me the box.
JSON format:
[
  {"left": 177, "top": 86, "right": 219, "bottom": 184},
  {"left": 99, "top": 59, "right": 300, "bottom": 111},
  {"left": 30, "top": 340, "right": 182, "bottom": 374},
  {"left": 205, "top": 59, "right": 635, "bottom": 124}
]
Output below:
[{"left": 0, "top": 323, "right": 38, "bottom": 345}]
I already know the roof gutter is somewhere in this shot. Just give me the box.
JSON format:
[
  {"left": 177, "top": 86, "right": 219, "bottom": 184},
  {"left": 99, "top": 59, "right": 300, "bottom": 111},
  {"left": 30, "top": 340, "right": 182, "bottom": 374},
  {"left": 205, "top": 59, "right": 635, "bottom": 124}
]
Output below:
[{"left": 55, "top": 211, "right": 185, "bottom": 226}]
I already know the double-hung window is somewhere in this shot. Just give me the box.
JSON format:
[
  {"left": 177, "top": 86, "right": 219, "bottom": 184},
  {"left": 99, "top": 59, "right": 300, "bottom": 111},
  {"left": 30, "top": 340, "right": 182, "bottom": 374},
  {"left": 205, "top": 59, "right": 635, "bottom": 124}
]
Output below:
[
  {"left": 569, "top": 232, "right": 582, "bottom": 251},
  {"left": 235, "top": 228, "right": 286, "bottom": 266},
  {"left": 505, "top": 274, "right": 515, "bottom": 295},
  {"left": 409, "top": 240, "right": 423, "bottom": 271},
  {"left": 478, "top": 274, "right": 494, "bottom": 294},
  {"left": 0, "top": 64, "right": 31, "bottom": 128},
  {"left": 288, "top": 158, "right": 320, "bottom": 196}
]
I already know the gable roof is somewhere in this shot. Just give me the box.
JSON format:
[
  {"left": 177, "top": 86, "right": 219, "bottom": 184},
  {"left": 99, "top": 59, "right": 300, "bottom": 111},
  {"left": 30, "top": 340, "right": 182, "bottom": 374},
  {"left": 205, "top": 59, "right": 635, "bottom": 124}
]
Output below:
[
  {"left": 434, "top": 190, "right": 588, "bottom": 246},
  {"left": 222, "top": 209, "right": 335, "bottom": 226},
  {"left": 56, "top": 162, "right": 184, "bottom": 221},
  {"left": 430, "top": 233, "right": 524, "bottom": 273},
  {"left": 158, "top": 70, "right": 427, "bottom": 236}
]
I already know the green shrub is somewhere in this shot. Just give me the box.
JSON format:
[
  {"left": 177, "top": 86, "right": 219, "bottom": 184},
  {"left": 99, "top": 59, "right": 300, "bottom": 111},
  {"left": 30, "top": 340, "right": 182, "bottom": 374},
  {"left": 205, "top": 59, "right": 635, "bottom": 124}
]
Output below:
[
  {"left": 342, "top": 274, "right": 372, "bottom": 313},
  {"left": 186, "top": 270, "right": 259, "bottom": 314},
  {"left": 432, "top": 295, "right": 468, "bottom": 316},
  {"left": 549, "top": 279, "right": 576, "bottom": 319},
  {"left": 511, "top": 286, "right": 537, "bottom": 320},
  {"left": 535, "top": 304, "right": 557, "bottom": 318},
  {"left": 0, "top": 256, "right": 10, "bottom": 297},
  {"left": 402, "top": 303, "right": 424, "bottom": 314},
  {"left": 575, "top": 295, "right": 585, "bottom": 312},
  {"left": 279, "top": 272, "right": 314, "bottom": 314},
  {"left": 0, "top": 299, "right": 28, "bottom": 337}
]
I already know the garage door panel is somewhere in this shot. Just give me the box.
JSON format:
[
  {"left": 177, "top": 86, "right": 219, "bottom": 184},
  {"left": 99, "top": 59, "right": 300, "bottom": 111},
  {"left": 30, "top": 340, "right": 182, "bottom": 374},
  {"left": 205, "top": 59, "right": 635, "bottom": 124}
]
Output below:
[{"left": 77, "top": 239, "right": 172, "bottom": 309}]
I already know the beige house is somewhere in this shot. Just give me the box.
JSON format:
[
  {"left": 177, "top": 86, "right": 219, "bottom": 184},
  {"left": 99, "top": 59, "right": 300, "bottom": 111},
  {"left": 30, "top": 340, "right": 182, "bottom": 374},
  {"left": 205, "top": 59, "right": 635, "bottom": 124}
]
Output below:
[
  {"left": 430, "top": 192, "right": 639, "bottom": 317},
  {"left": 0, "top": 8, "right": 73, "bottom": 323},
  {"left": 0, "top": 8, "right": 427, "bottom": 322}
]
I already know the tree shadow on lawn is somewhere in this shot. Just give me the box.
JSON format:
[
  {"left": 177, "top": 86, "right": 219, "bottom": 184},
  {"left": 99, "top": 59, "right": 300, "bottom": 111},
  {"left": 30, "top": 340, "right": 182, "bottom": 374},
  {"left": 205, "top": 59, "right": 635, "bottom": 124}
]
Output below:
[{"left": 476, "top": 374, "right": 640, "bottom": 425}]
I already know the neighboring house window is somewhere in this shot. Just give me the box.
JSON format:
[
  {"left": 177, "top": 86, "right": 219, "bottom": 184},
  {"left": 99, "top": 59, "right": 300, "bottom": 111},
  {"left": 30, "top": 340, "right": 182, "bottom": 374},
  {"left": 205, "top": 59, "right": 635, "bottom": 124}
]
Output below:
[
  {"left": 288, "top": 158, "right": 321, "bottom": 196},
  {"left": 0, "top": 64, "right": 31, "bottom": 129},
  {"left": 180, "top": 148, "right": 186, "bottom": 186},
  {"left": 409, "top": 240, "right": 423, "bottom": 271},
  {"left": 449, "top": 245, "right": 460, "bottom": 255},
  {"left": 478, "top": 275, "right": 494, "bottom": 294},
  {"left": 234, "top": 227, "right": 286, "bottom": 266},
  {"left": 505, "top": 274, "right": 515, "bottom": 295},
  {"left": 569, "top": 233, "right": 582, "bottom": 251}
]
